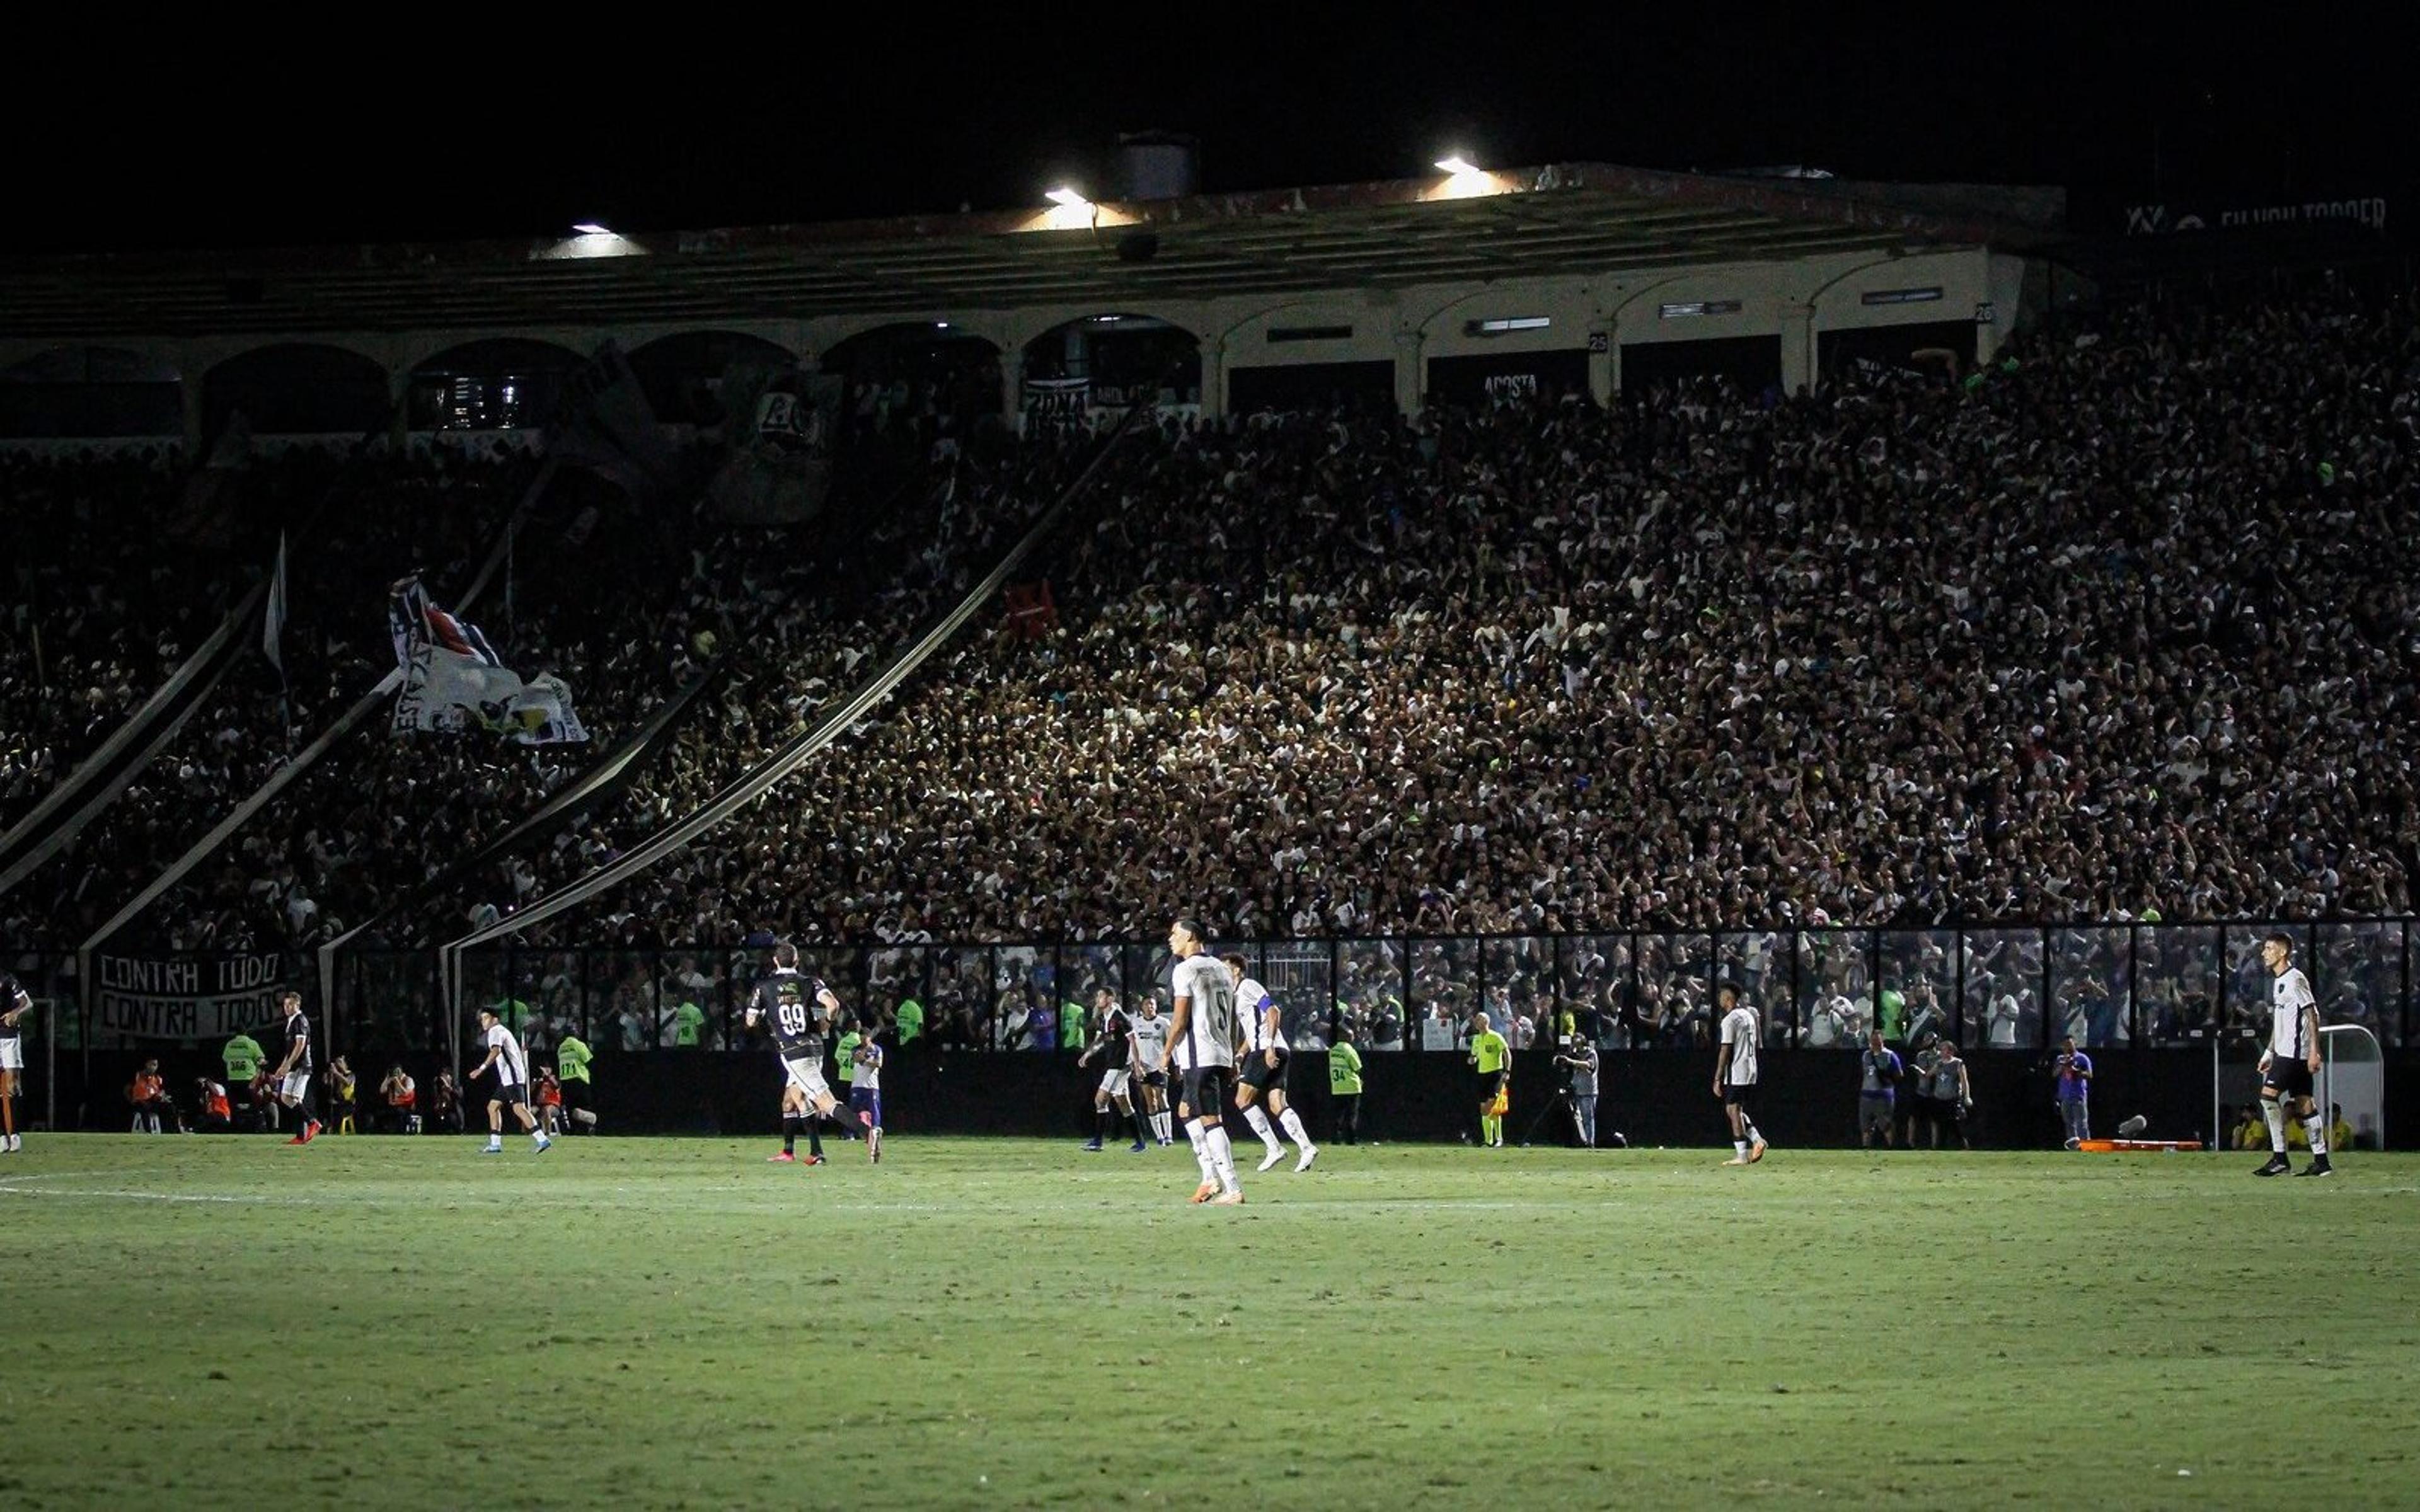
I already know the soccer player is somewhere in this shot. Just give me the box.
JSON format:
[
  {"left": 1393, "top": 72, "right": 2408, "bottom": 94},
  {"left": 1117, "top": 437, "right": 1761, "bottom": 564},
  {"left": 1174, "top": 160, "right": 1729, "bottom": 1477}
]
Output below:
[
  {"left": 1129, "top": 994, "right": 1173, "bottom": 1145},
  {"left": 850, "top": 1031, "right": 885, "bottom": 1164},
  {"left": 744, "top": 942, "right": 855, "bottom": 1164},
  {"left": 2254, "top": 932, "right": 2331, "bottom": 1177},
  {"left": 1223, "top": 954, "right": 1316, "bottom": 1172},
  {"left": 469, "top": 1005, "right": 550, "bottom": 1154},
  {"left": 270, "top": 991, "right": 323, "bottom": 1145},
  {"left": 1159, "top": 918, "right": 1243, "bottom": 1205},
  {"left": 0, "top": 968, "right": 30, "bottom": 1153},
  {"left": 1077, "top": 989, "right": 1145, "bottom": 1152},
  {"left": 1468, "top": 1011, "right": 1510, "bottom": 1148},
  {"left": 1713, "top": 982, "right": 1768, "bottom": 1166}
]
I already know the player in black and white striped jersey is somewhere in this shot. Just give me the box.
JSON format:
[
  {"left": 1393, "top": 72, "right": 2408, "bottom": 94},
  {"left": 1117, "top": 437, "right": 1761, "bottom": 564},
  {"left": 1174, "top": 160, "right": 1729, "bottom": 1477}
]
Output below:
[
  {"left": 2253, "top": 933, "right": 2331, "bottom": 1177},
  {"left": 471, "top": 1005, "right": 550, "bottom": 1154},
  {"left": 272, "top": 991, "right": 323, "bottom": 1146},
  {"left": 1129, "top": 995, "right": 1174, "bottom": 1145}
]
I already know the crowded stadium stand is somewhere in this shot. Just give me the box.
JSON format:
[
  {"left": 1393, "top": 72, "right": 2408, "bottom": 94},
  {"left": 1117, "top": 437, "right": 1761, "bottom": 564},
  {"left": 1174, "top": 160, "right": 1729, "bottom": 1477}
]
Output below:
[{"left": 3, "top": 158, "right": 2412, "bottom": 1145}]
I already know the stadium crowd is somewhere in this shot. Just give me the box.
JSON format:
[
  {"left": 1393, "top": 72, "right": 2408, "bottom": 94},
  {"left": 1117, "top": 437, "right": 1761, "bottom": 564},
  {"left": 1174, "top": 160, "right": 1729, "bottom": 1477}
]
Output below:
[
  {"left": 504, "top": 285, "right": 2419, "bottom": 967},
  {"left": 8, "top": 284, "right": 2417, "bottom": 1060}
]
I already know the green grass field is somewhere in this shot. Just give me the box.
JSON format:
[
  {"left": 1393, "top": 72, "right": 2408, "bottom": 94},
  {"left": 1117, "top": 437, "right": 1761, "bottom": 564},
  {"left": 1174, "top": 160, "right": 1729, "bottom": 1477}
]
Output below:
[{"left": 2, "top": 1134, "right": 2416, "bottom": 1509}]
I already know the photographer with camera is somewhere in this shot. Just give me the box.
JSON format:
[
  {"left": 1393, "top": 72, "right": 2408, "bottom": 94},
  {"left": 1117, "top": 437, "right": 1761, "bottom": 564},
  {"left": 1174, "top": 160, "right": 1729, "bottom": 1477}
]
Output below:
[{"left": 1554, "top": 1037, "right": 1599, "bottom": 1148}]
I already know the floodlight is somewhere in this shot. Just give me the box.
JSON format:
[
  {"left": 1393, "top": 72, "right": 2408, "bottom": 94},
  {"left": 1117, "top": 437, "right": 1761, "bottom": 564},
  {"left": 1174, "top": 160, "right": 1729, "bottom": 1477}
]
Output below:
[
  {"left": 1434, "top": 156, "right": 1480, "bottom": 176},
  {"left": 572, "top": 222, "right": 613, "bottom": 236},
  {"left": 1044, "top": 187, "right": 1088, "bottom": 207}
]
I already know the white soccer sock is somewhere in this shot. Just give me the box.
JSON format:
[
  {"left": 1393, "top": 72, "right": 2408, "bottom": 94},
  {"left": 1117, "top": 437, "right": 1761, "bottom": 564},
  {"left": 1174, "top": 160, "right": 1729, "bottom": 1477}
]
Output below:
[
  {"left": 1746, "top": 1122, "right": 1764, "bottom": 1145},
  {"left": 1278, "top": 1108, "right": 1313, "bottom": 1150},
  {"left": 1734, "top": 1140, "right": 1748, "bottom": 1156},
  {"left": 1204, "top": 1126, "right": 1240, "bottom": 1193},
  {"left": 1153, "top": 1111, "right": 1171, "bottom": 1141},
  {"left": 2262, "top": 1098, "right": 2286, "bottom": 1153},
  {"left": 2303, "top": 1115, "right": 2328, "bottom": 1155},
  {"left": 1186, "top": 1123, "right": 1214, "bottom": 1184},
  {"left": 1242, "top": 1104, "right": 1281, "bottom": 1154}
]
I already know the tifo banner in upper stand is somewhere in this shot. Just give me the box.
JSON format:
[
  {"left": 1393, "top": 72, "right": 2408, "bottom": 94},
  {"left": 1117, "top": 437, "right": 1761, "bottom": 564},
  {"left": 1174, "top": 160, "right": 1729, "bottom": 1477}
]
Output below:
[
  {"left": 708, "top": 363, "right": 839, "bottom": 524},
  {"left": 389, "top": 574, "right": 587, "bottom": 745},
  {"left": 94, "top": 953, "right": 288, "bottom": 1039}
]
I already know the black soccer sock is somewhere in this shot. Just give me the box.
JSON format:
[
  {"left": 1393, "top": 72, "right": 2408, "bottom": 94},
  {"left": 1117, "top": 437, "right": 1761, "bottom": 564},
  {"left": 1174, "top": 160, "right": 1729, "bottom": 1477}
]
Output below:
[
  {"left": 782, "top": 1114, "right": 798, "bottom": 1155},
  {"left": 1129, "top": 1106, "right": 1146, "bottom": 1143},
  {"left": 1096, "top": 1106, "right": 1112, "bottom": 1142},
  {"left": 808, "top": 1120, "right": 824, "bottom": 1156}
]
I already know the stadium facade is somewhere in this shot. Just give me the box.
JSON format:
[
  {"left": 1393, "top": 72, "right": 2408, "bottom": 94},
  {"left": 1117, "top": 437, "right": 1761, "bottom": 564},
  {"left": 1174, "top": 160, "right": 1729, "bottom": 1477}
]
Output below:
[{"left": 0, "top": 162, "right": 2049, "bottom": 449}]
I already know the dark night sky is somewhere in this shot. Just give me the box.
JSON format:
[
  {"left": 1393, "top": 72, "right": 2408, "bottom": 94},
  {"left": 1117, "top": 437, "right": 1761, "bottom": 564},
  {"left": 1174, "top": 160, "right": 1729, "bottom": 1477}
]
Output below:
[{"left": 25, "top": 12, "right": 2407, "bottom": 255}]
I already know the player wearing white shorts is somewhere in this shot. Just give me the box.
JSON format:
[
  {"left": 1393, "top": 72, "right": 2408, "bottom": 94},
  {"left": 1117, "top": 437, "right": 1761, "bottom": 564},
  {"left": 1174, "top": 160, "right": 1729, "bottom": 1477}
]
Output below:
[
  {"left": 0, "top": 970, "right": 30, "bottom": 1153},
  {"left": 745, "top": 942, "right": 856, "bottom": 1164},
  {"left": 1713, "top": 982, "right": 1768, "bottom": 1166},
  {"left": 2254, "top": 932, "right": 2331, "bottom": 1178},
  {"left": 1078, "top": 989, "right": 1145, "bottom": 1152},
  {"left": 1222, "top": 954, "right": 1317, "bottom": 1172},
  {"left": 1129, "top": 995, "right": 1173, "bottom": 1145},
  {"left": 271, "top": 992, "right": 323, "bottom": 1146},
  {"left": 1161, "top": 919, "right": 1243, "bottom": 1206},
  {"left": 470, "top": 1006, "right": 549, "bottom": 1154}
]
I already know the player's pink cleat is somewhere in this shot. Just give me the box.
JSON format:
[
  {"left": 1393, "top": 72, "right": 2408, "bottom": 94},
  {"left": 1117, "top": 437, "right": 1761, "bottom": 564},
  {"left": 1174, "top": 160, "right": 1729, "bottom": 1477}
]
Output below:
[{"left": 767, "top": 1151, "right": 797, "bottom": 1162}]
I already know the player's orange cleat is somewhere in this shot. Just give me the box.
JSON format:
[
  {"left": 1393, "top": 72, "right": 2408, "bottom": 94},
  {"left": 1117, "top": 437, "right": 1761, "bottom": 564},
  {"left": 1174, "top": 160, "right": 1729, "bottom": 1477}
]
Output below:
[
  {"left": 1748, "top": 1137, "right": 1768, "bottom": 1164},
  {"left": 1190, "top": 1181, "right": 1218, "bottom": 1204},
  {"left": 803, "top": 1154, "right": 827, "bottom": 1166}
]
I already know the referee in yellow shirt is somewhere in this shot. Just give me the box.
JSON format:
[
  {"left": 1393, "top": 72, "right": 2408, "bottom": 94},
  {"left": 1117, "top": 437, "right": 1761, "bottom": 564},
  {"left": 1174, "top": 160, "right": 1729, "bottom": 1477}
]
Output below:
[{"left": 1468, "top": 1011, "right": 1511, "bottom": 1148}]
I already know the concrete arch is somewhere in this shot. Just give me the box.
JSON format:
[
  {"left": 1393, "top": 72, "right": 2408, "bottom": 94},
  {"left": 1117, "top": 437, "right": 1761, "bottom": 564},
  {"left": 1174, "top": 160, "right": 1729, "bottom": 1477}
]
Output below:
[
  {"left": 407, "top": 338, "right": 589, "bottom": 431},
  {"left": 626, "top": 329, "right": 798, "bottom": 425},
  {"left": 1017, "top": 312, "right": 1202, "bottom": 406},
  {"left": 0, "top": 344, "right": 183, "bottom": 439},
  {"left": 202, "top": 342, "right": 393, "bottom": 437}
]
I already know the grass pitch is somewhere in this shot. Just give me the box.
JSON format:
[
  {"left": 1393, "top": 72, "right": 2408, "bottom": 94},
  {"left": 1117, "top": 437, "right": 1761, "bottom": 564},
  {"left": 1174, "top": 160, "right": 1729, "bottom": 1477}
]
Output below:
[{"left": 2, "top": 1134, "right": 2416, "bottom": 1509}]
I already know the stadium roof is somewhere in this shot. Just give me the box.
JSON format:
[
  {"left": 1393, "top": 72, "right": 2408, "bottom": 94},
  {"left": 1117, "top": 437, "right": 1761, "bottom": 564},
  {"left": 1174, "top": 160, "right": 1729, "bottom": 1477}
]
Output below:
[{"left": 0, "top": 163, "right": 2063, "bottom": 341}]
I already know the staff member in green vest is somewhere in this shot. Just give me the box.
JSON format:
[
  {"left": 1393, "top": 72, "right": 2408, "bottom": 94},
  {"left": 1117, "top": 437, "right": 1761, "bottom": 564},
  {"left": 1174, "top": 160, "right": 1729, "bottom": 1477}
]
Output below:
[
  {"left": 1328, "top": 1033, "right": 1364, "bottom": 1145},
  {"left": 894, "top": 995, "right": 923, "bottom": 1046},
  {"left": 555, "top": 1031, "right": 597, "bottom": 1132},
  {"left": 1469, "top": 1011, "right": 1511, "bottom": 1149},
  {"left": 222, "top": 1029, "right": 266, "bottom": 1104},
  {"left": 832, "top": 1019, "right": 862, "bottom": 1140}
]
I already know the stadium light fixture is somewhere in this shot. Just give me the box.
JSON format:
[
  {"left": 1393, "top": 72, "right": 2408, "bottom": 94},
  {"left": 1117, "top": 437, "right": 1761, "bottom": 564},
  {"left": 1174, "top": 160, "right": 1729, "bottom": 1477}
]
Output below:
[
  {"left": 1434, "top": 156, "right": 1480, "bottom": 177},
  {"left": 572, "top": 222, "right": 613, "bottom": 236},
  {"left": 1044, "top": 186, "right": 1088, "bottom": 208}
]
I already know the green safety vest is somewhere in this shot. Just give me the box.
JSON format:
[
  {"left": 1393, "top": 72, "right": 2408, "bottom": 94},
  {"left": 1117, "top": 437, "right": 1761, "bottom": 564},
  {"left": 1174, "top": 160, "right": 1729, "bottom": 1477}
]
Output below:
[
  {"left": 223, "top": 1035, "right": 263, "bottom": 1080},
  {"left": 895, "top": 1000, "right": 923, "bottom": 1043},
  {"left": 1329, "top": 1041, "right": 1364, "bottom": 1096},
  {"left": 556, "top": 1037, "right": 592, "bottom": 1084},
  {"left": 836, "top": 1031, "right": 861, "bottom": 1082},
  {"left": 672, "top": 1000, "right": 705, "bottom": 1046}
]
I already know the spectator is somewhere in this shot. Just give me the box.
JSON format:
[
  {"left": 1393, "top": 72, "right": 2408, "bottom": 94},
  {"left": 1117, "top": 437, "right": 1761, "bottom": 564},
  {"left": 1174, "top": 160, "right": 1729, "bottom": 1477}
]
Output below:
[
  {"left": 2054, "top": 1036, "right": 2094, "bottom": 1148},
  {"left": 1857, "top": 1029, "right": 1901, "bottom": 1150},
  {"left": 1557, "top": 1036, "right": 1599, "bottom": 1148},
  {"left": 430, "top": 1068, "right": 464, "bottom": 1134}
]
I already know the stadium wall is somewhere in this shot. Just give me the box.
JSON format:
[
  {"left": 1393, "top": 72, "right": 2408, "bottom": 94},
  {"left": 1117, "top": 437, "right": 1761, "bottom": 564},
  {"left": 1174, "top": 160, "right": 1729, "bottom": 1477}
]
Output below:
[
  {"left": 32, "top": 1045, "right": 2414, "bottom": 1151},
  {"left": 0, "top": 248, "right": 2002, "bottom": 445}
]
